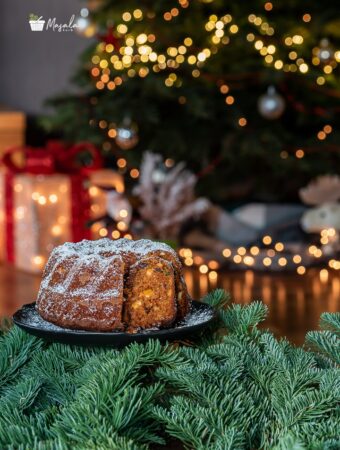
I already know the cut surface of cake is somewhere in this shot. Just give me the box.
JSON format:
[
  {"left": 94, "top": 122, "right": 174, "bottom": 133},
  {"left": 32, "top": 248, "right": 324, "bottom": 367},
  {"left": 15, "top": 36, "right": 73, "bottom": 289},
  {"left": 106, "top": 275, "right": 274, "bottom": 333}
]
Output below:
[
  {"left": 36, "top": 238, "right": 191, "bottom": 332},
  {"left": 124, "top": 256, "right": 176, "bottom": 331}
]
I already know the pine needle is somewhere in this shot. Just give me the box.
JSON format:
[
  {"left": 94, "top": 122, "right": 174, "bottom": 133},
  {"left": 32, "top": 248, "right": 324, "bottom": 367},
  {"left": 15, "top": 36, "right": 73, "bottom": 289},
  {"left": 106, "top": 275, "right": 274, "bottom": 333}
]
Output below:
[{"left": 0, "top": 290, "right": 338, "bottom": 449}]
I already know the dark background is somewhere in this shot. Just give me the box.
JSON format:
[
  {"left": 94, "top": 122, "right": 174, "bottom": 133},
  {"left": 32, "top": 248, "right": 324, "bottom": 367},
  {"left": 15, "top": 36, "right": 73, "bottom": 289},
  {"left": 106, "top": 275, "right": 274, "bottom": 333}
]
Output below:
[{"left": 0, "top": 0, "right": 88, "bottom": 115}]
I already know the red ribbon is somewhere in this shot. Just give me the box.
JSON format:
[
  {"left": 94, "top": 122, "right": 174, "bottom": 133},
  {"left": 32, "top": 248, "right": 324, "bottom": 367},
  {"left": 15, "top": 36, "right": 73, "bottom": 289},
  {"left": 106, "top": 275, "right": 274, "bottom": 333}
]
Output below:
[
  {"left": 2, "top": 140, "right": 102, "bottom": 175},
  {"left": 1, "top": 141, "right": 102, "bottom": 263},
  {"left": 4, "top": 172, "right": 14, "bottom": 264}
]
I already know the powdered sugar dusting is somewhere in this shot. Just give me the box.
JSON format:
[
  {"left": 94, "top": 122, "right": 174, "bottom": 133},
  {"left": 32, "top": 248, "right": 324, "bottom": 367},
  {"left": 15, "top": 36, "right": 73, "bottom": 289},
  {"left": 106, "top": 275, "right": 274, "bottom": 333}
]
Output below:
[
  {"left": 49, "top": 238, "right": 178, "bottom": 261},
  {"left": 38, "top": 238, "right": 179, "bottom": 299},
  {"left": 177, "top": 306, "right": 215, "bottom": 327},
  {"left": 17, "top": 302, "right": 214, "bottom": 335},
  {"left": 20, "top": 305, "right": 80, "bottom": 332}
]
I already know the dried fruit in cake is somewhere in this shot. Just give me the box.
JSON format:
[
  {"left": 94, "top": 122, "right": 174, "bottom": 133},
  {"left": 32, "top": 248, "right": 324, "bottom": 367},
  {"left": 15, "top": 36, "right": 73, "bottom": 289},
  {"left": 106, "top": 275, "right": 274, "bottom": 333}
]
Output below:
[
  {"left": 124, "top": 256, "right": 177, "bottom": 331},
  {"left": 175, "top": 274, "right": 192, "bottom": 320},
  {"left": 147, "top": 248, "right": 192, "bottom": 319}
]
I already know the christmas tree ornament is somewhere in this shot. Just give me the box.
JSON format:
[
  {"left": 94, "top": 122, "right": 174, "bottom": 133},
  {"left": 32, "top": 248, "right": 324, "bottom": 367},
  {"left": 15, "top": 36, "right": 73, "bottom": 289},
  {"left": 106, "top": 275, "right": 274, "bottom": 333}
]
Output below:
[
  {"left": 258, "top": 86, "right": 286, "bottom": 120},
  {"left": 317, "top": 38, "right": 334, "bottom": 63},
  {"left": 115, "top": 119, "right": 139, "bottom": 150}
]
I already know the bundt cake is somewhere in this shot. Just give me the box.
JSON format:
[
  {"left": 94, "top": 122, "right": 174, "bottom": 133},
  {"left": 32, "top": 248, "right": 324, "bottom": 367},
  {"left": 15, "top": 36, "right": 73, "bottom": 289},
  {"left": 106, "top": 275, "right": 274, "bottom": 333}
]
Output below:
[{"left": 36, "top": 238, "right": 192, "bottom": 332}]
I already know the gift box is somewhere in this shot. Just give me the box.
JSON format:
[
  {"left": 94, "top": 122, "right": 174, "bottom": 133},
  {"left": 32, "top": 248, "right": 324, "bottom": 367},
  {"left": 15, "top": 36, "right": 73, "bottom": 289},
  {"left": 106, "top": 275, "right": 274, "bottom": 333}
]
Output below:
[
  {"left": 0, "top": 106, "right": 26, "bottom": 163},
  {"left": 0, "top": 142, "right": 124, "bottom": 273}
]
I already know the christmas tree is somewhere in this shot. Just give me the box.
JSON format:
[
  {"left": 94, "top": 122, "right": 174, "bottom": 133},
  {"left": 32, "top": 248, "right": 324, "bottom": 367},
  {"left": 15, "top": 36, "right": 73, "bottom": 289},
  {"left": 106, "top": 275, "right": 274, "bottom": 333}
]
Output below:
[{"left": 43, "top": 0, "right": 340, "bottom": 202}]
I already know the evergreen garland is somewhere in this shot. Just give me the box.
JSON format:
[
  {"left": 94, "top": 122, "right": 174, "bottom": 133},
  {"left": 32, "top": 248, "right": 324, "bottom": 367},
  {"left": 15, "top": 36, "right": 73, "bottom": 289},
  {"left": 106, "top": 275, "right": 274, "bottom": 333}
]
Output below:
[{"left": 0, "top": 290, "right": 339, "bottom": 450}]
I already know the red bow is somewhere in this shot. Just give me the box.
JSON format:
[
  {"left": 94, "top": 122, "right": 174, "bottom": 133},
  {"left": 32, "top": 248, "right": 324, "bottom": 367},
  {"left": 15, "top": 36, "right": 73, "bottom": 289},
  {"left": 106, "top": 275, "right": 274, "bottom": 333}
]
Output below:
[{"left": 1, "top": 140, "right": 103, "bottom": 175}]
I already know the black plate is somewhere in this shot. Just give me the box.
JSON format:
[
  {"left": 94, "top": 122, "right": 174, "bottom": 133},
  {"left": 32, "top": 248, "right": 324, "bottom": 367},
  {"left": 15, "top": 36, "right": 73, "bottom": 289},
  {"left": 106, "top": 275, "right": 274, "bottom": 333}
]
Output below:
[{"left": 13, "top": 301, "right": 216, "bottom": 347}]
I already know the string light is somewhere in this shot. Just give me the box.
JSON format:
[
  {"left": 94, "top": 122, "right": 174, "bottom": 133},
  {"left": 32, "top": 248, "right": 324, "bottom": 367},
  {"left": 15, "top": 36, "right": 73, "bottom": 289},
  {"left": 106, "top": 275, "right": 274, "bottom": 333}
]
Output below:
[
  {"left": 130, "top": 168, "right": 139, "bottom": 178},
  {"left": 263, "top": 235, "right": 272, "bottom": 245},
  {"left": 32, "top": 255, "right": 44, "bottom": 266},
  {"left": 180, "top": 228, "right": 339, "bottom": 277},
  {"left": 119, "top": 209, "right": 128, "bottom": 218},
  {"left": 319, "top": 268, "right": 328, "bottom": 283},
  {"left": 99, "top": 228, "right": 108, "bottom": 237},
  {"left": 243, "top": 256, "right": 255, "bottom": 266},
  {"left": 317, "top": 131, "right": 326, "bottom": 140},
  {"left": 117, "top": 158, "right": 127, "bottom": 168},
  {"left": 199, "top": 264, "right": 209, "bottom": 274},
  {"left": 51, "top": 225, "right": 62, "bottom": 236},
  {"left": 208, "top": 260, "right": 219, "bottom": 270},
  {"left": 108, "top": 129, "right": 117, "bottom": 138},
  {"left": 88, "top": 3, "right": 337, "bottom": 177},
  {"left": 112, "top": 230, "right": 121, "bottom": 239},
  {"left": 208, "top": 270, "right": 218, "bottom": 281},
  {"left": 117, "top": 221, "right": 127, "bottom": 231},
  {"left": 275, "top": 242, "right": 284, "bottom": 251},
  {"left": 295, "top": 149, "right": 304, "bottom": 159},
  {"left": 293, "top": 255, "right": 302, "bottom": 264},
  {"left": 38, "top": 196, "right": 47, "bottom": 205}
]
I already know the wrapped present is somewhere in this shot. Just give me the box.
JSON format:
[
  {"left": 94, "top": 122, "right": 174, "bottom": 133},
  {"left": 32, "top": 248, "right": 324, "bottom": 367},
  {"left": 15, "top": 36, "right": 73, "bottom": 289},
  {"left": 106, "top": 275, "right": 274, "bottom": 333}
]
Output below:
[
  {"left": 0, "top": 107, "right": 26, "bottom": 162},
  {"left": 0, "top": 142, "right": 124, "bottom": 273}
]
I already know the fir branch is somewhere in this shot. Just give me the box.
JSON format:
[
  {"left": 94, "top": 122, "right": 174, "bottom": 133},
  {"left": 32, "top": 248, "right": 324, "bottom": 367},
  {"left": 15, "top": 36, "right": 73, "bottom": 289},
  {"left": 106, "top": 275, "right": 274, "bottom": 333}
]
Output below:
[
  {"left": 201, "top": 288, "right": 231, "bottom": 309},
  {"left": 305, "top": 330, "right": 340, "bottom": 365},
  {"left": 0, "top": 291, "right": 338, "bottom": 449},
  {"left": 220, "top": 301, "right": 268, "bottom": 334},
  {"left": 319, "top": 312, "right": 340, "bottom": 336},
  {"left": 0, "top": 328, "right": 43, "bottom": 391}
]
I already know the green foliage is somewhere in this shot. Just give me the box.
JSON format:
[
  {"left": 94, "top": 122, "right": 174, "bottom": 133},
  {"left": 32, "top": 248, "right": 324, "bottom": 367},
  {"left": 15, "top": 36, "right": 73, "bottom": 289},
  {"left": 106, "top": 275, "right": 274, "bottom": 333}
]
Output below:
[
  {"left": 29, "top": 13, "right": 39, "bottom": 21},
  {"left": 0, "top": 290, "right": 339, "bottom": 449},
  {"left": 42, "top": 0, "right": 340, "bottom": 201}
]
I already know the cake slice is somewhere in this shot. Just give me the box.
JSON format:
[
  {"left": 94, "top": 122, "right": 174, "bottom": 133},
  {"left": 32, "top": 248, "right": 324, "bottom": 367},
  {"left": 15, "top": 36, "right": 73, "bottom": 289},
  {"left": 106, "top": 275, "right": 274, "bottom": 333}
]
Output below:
[{"left": 124, "top": 256, "right": 177, "bottom": 331}]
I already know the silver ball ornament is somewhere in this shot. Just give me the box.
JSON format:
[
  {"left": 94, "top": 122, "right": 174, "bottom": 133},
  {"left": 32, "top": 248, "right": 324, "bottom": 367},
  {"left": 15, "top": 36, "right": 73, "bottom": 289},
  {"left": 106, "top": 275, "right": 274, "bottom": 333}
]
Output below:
[
  {"left": 258, "top": 86, "right": 286, "bottom": 120},
  {"left": 115, "top": 120, "right": 139, "bottom": 150},
  {"left": 317, "top": 38, "right": 334, "bottom": 63}
]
